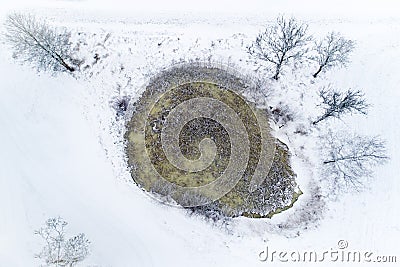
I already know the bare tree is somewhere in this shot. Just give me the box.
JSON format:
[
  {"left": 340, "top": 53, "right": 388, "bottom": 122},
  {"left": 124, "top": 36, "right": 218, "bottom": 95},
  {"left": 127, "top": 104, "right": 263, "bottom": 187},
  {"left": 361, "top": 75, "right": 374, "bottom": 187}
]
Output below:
[
  {"left": 311, "top": 32, "right": 355, "bottom": 78},
  {"left": 313, "top": 88, "right": 369, "bottom": 125},
  {"left": 4, "top": 13, "right": 78, "bottom": 73},
  {"left": 321, "top": 132, "right": 388, "bottom": 192},
  {"left": 248, "top": 16, "right": 311, "bottom": 80},
  {"left": 35, "top": 217, "right": 90, "bottom": 267}
]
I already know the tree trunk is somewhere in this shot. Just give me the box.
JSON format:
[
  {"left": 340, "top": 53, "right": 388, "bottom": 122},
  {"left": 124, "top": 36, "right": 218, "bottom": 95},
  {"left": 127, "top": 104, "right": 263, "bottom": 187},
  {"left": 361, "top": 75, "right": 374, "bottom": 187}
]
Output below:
[
  {"left": 312, "top": 115, "right": 325, "bottom": 125},
  {"left": 61, "top": 61, "right": 75, "bottom": 72},
  {"left": 54, "top": 53, "right": 75, "bottom": 72},
  {"left": 273, "top": 64, "right": 281, "bottom": 80},
  {"left": 313, "top": 65, "right": 323, "bottom": 78}
]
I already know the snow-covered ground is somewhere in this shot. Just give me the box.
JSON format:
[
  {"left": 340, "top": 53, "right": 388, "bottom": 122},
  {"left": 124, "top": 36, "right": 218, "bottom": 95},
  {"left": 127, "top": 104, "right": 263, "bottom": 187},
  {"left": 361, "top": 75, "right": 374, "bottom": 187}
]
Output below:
[{"left": 1, "top": 1, "right": 400, "bottom": 266}]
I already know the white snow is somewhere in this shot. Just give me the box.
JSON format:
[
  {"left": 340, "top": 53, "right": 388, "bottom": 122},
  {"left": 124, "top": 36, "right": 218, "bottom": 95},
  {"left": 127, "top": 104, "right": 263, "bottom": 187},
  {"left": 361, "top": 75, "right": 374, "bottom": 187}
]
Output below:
[{"left": 1, "top": 1, "right": 400, "bottom": 266}]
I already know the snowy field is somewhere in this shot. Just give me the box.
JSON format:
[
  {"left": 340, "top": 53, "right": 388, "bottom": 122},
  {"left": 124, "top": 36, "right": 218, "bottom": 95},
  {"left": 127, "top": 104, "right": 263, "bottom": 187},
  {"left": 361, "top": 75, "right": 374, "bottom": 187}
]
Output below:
[{"left": 1, "top": 0, "right": 400, "bottom": 266}]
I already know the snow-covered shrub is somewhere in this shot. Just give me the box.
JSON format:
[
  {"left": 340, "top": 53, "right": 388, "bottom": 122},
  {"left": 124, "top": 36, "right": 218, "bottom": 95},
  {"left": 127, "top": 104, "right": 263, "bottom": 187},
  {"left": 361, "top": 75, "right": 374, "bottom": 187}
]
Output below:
[
  {"left": 112, "top": 95, "right": 130, "bottom": 117},
  {"left": 269, "top": 102, "right": 296, "bottom": 128},
  {"left": 35, "top": 217, "right": 90, "bottom": 267},
  {"left": 188, "top": 201, "right": 230, "bottom": 225}
]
